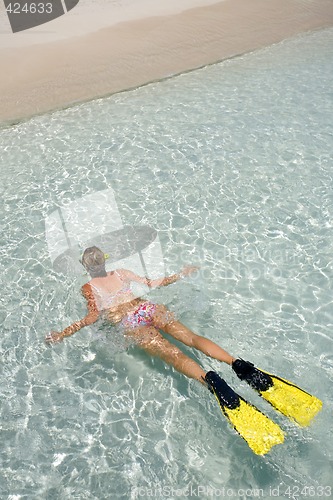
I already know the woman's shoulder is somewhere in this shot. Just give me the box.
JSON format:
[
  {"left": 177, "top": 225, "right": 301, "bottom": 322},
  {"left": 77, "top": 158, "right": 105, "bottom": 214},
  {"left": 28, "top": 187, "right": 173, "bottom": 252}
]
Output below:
[
  {"left": 81, "top": 281, "right": 94, "bottom": 297},
  {"left": 82, "top": 280, "right": 91, "bottom": 288}
]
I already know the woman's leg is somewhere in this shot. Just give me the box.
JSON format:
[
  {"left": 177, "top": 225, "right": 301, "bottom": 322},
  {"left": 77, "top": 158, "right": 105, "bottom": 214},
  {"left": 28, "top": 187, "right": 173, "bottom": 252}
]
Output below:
[
  {"left": 125, "top": 325, "right": 207, "bottom": 384},
  {"left": 152, "top": 305, "right": 236, "bottom": 365}
]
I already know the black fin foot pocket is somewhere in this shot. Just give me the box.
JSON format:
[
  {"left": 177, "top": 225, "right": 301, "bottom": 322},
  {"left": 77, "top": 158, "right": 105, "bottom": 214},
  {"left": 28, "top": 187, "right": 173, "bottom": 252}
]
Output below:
[
  {"left": 232, "top": 359, "right": 273, "bottom": 392},
  {"left": 205, "top": 371, "right": 240, "bottom": 410}
]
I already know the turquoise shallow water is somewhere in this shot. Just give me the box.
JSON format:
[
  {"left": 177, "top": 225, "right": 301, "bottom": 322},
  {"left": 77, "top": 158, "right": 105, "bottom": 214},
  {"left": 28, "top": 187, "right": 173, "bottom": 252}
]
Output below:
[{"left": 1, "top": 28, "right": 333, "bottom": 499}]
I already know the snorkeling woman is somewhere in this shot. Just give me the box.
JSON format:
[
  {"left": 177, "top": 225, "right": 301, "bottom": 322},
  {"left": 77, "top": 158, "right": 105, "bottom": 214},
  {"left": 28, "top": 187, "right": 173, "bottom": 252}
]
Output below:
[{"left": 45, "top": 246, "right": 321, "bottom": 455}]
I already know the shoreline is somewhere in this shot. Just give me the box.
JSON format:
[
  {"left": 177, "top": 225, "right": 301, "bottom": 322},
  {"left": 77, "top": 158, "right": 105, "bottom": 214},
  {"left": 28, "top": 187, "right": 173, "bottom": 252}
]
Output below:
[{"left": 1, "top": 0, "right": 333, "bottom": 126}]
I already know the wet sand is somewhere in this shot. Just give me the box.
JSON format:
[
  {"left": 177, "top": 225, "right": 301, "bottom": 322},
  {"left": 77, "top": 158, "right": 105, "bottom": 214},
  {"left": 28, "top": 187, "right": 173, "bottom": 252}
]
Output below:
[{"left": 0, "top": 0, "right": 332, "bottom": 125}]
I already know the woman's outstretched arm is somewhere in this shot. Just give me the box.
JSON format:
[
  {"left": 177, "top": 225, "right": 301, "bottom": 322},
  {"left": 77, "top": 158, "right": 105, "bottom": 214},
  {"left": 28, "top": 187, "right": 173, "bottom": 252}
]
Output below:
[
  {"left": 120, "top": 265, "right": 199, "bottom": 289},
  {"left": 45, "top": 283, "right": 99, "bottom": 344}
]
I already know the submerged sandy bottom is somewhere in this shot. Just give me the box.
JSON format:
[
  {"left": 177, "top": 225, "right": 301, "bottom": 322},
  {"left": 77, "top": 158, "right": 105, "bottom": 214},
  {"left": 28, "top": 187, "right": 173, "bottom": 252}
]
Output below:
[{"left": 0, "top": 0, "right": 332, "bottom": 124}]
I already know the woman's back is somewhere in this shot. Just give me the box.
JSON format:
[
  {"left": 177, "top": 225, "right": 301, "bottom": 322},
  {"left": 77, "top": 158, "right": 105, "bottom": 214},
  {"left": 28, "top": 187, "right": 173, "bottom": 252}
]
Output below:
[{"left": 89, "top": 270, "right": 132, "bottom": 310}]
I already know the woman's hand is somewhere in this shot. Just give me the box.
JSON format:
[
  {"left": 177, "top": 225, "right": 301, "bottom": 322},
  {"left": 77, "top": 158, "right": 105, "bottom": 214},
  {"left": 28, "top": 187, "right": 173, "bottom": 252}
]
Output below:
[
  {"left": 45, "top": 331, "right": 63, "bottom": 344},
  {"left": 181, "top": 265, "right": 200, "bottom": 277}
]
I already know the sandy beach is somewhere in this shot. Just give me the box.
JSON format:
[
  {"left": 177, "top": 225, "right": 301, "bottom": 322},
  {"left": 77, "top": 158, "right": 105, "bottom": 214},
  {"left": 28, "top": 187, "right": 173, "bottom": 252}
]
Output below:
[{"left": 0, "top": 0, "right": 332, "bottom": 125}]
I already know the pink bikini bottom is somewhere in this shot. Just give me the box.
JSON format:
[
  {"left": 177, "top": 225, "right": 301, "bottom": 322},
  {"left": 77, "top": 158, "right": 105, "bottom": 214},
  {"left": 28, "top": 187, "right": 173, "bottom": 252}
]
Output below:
[{"left": 121, "top": 301, "right": 157, "bottom": 329}]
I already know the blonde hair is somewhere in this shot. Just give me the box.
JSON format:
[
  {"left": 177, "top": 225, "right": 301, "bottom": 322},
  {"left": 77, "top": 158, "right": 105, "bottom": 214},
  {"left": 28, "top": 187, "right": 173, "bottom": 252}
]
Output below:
[{"left": 81, "top": 246, "right": 106, "bottom": 274}]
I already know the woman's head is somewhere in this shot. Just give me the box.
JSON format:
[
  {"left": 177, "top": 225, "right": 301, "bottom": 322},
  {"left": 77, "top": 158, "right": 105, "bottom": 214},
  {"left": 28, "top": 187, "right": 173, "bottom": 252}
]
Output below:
[{"left": 81, "top": 246, "right": 107, "bottom": 277}]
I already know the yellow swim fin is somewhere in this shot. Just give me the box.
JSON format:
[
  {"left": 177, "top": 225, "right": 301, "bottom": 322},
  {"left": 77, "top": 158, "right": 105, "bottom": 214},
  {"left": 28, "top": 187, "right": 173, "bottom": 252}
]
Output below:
[
  {"left": 205, "top": 371, "right": 284, "bottom": 455},
  {"left": 232, "top": 360, "right": 322, "bottom": 427}
]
